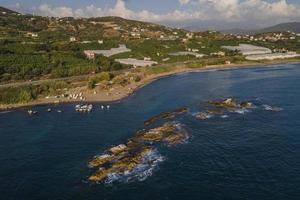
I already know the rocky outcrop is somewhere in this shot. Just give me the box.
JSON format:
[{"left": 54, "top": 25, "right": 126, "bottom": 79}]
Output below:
[{"left": 88, "top": 122, "right": 189, "bottom": 183}]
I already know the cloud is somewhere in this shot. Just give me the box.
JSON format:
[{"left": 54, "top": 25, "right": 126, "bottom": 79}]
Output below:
[
  {"left": 32, "top": 0, "right": 300, "bottom": 27},
  {"left": 179, "top": 0, "right": 190, "bottom": 5},
  {"left": 189, "top": 0, "right": 300, "bottom": 23},
  {"left": 38, "top": 4, "right": 73, "bottom": 17}
]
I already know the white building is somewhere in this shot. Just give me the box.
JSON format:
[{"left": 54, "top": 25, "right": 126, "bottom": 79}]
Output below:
[
  {"left": 246, "top": 52, "right": 300, "bottom": 61},
  {"left": 70, "top": 37, "right": 76, "bottom": 42},
  {"left": 169, "top": 52, "right": 205, "bottom": 58},
  {"left": 210, "top": 51, "right": 225, "bottom": 56},
  {"left": 84, "top": 45, "right": 131, "bottom": 58},
  {"left": 115, "top": 58, "right": 157, "bottom": 67},
  {"left": 26, "top": 32, "right": 38, "bottom": 38},
  {"left": 222, "top": 44, "right": 272, "bottom": 55}
]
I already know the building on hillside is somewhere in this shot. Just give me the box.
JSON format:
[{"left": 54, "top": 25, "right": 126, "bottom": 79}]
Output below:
[
  {"left": 169, "top": 52, "right": 205, "bottom": 58},
  {"left": 26, "top": 32, "right": 38, "bottom": 38},
  {"left": 246, "top": 52, "right": 300, "bottom": 61},
  {"left": 70, "top": 37, "right": 77, "bottom": 42},
  {"left": 84, "top": 45, "right": 131, "bottom": 59},
  {"left": 115, "top": 58, "right": 158, "bottom": 67},
  {"left": 186, "top": 33, "right": 194, "bottom": 39},
  {"left": 210, "top": 51, "right": 226, "bottom": 56},
  {"left": 222, "top": 44, "right": 272, "bottom": 55}
]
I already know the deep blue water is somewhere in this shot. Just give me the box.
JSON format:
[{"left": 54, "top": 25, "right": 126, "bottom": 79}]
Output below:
[{"left": 1, "top": 63, "right": 300, "bottom": 200}]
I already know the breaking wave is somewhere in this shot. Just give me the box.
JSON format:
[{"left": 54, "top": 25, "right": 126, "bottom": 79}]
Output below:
[
  {"left": 104, "top": 149, "right": 165, "bottom": 184},
  {"left": 230, "top": 108, "right": 250, "bottom": 114},
  {"left": 262, "top": 104, "right": 283, "bottom": 112}
]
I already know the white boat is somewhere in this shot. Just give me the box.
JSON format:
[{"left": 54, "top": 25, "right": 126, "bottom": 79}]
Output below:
[
  {"left": 75, "top": 104, "right": 93, "bottom": 112},
  {"left": 28, "top": 110, "right": 38, "bottom": 115}
]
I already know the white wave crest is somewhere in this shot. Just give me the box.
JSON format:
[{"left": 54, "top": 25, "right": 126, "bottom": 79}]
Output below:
[
  {"left": 262, "top": 104, "right": 283, "bottom": 112},
  {"left": 104, "top": 149, "right": 165, "bottom": 184}
]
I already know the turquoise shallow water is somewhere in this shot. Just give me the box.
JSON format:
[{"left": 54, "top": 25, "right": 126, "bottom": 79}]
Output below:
[{"left": 1, "top": 63, "right": 300, "bottom": 200}]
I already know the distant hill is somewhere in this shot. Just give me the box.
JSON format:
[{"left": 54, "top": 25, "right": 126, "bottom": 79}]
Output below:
[
  {"left": 258, "top": 22, "right": 300, "bottom": 34},
  {"left": 221, "top": 22, "right": 300, "bottom": 35},
  {"left": 220, "top": 28, "right": 256, "bottom": 35},
  {"left": 182, "top": 26, "right": 206, "bottom": 32},
  {"left": 0, "top": 6, "right": 186, "bottom": 37},
  {"left": 0, "top": 6, "right": 18, "bottom": 14}
]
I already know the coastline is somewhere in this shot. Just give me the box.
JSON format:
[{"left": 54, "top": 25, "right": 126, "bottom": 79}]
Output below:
[{"left": 1, "top": 59, "right": 299, "bottom": 111}]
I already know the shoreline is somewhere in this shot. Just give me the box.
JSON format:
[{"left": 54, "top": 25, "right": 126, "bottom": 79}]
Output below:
[{"left": 1, "top": 59, "right": 299, "bottom": 111}]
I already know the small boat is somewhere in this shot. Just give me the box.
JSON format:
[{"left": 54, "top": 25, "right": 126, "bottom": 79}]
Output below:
[
  {"left": 107, "top": 105, "right": 110, "bottom": 109},
  {"left": 101, "top": 105, "right": 104, "bottom": 110},
  {"left": 28, "top": 110, "right": 38, "bottom": 115},
  {"left": 57, "top": 110, "right": 62, "bottom": 113},
  {"left": 75, "top": 104, "right": 93, "bottom": 112},
  {"left": 47, "top": 108, "right": 52, "bottom": 112}
]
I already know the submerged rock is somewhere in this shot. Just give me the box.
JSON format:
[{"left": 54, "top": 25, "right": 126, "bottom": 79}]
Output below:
[
  {"left": 135, "top": 122, "right": 189, "bottom": 146},
  {"left": 262, "top": 104, "right": 283, "bottom": 112},
  {"left": 88, "top": 145, "right": 154, "bottom": 183},
  {"left": 195, "top": 112, "right": 212, "bottom": 120},
  {"left": 144, "top": 107, "right": 188, "bottom": 125},
  {"left": 89, "top": 154, "right": 115, "bottom": 168},
  {"left": 207, "top": 109, "right": 223, "bottom": 115},
  {"left": 240, "top": 101, "right": 254, "bottom": 109},
  {"left": 208, "top": 98, "right": 237, "bottom": 108},
  {"left": 109, "top": 144, "right": 127, "bottom": 154}
]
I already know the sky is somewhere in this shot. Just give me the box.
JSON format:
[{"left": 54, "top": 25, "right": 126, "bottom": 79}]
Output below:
[{"left": 2, "top": 0, "right": 300, "bottom": 30}]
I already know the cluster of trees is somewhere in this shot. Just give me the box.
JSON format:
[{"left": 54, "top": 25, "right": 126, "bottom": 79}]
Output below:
[
  {"left": 87, "top": 71, "right": 142, "bottom": 89},
  {"left": 0, "top": 85, "right": 35, "bottom": 104},
  {"left": 88, "top": 72, "right": 111, "bottom": 89},
  {"left": 0, "top": 39, "right": 131, "bottom": 82},
  {"left": 0, "top": 81, "right": 69, "bottom": 104},
  {"left": 94, "top": 55, "right": 130, "bottom": 72}
]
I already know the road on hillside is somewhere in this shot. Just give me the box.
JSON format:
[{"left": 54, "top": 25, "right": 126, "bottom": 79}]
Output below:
[{"left": 0, "top": 74, "right": 92, "bottom": 89}]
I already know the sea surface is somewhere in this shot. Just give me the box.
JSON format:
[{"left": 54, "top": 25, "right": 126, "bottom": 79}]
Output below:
[{"left": 1, "top": 63, "right": 300, "bottom": 200}]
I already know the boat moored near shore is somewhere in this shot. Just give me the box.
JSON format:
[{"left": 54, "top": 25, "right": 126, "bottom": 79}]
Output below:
[{"left": 75, "top": 104, "right": 93, "bottom": 112}]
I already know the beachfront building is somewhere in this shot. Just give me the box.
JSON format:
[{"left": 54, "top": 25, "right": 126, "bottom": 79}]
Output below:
[
  {"left": 84, "top": 45, "right": 131, "bottom": 59},
  {"left": 222, "top": 44, "right": 272, "bottom": 55},
  {"left": 115, "top": 58, "right": 158, "bottom": 67},
  {"left": 169, "top": 52, "right": 205, "bottom": 58}
]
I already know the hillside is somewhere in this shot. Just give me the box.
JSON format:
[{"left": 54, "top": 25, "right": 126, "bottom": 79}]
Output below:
[
  {"left": 0, "top": 6, "right": 18, "bottom": 14},
  {"left": 1, "top": 6, "right": 300, "bottom": 106},
  {"left": 221, "top": 22, "right": 300, "bottom": 35},
  {"left": 0, "top": 7, "right": 192, "bottom": 81},
  {"left": 258, "top": 22, "right": 300, "bottom": 34},
  {"left": 0, "top": 6, "right": 299, "bottom": 86}
]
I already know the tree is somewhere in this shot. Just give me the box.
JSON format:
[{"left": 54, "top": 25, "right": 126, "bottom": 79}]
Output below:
[{"left": 88, "top": 77, "right": 97, "bottom": 89}]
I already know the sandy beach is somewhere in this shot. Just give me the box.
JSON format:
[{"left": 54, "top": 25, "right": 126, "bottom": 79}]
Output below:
[{"left": 0, "top": 60, "right": 299, "bottom": 111}]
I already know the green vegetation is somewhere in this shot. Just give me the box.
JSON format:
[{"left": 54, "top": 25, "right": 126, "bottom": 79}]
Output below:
[
  {"left": 0, "top": 80, "right": 70, "bottom": 104},
  {"left": 87, "top": 72, "right": 112, "bottom": 89},
  {"left": 1, "top": 6, "right": 300, "bottom": 106}
]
